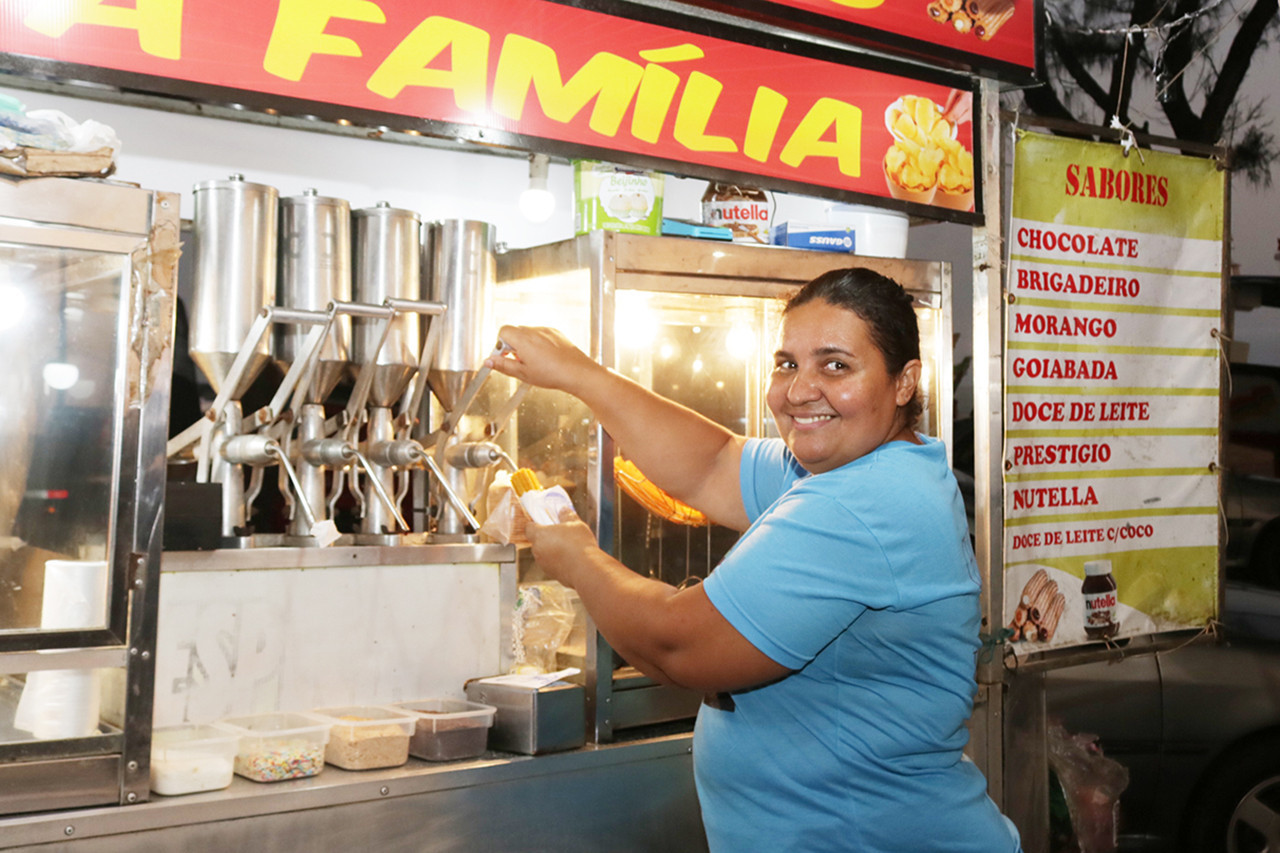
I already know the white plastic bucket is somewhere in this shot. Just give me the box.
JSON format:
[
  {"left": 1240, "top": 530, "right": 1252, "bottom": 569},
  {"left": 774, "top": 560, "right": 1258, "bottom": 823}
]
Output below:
[{"left": 825, "top": 203, "right": 909, "bottom": 258}]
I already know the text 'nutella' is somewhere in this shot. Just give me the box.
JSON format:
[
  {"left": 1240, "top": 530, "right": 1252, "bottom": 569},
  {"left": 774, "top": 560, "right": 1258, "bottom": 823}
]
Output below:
[
  {"left": 1082, "top": 559, "right": 1118, "bottom": 640},
  {"left": 701, "top": 183, "right": 773, "bottom": 245}
]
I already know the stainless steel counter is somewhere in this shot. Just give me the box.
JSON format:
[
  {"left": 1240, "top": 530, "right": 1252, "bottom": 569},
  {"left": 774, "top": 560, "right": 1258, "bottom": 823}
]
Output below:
[{"left": 0, "top": 730, "right": 705, "bottom": 852}]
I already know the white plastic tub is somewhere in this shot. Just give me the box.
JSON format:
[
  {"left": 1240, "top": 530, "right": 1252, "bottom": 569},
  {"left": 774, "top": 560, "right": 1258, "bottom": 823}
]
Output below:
[
  {"left": 824, "top": 203, "right": 909, "bottom": 258},
  {"left": 150, "top": 723, "right": 238, "bottom": 796}
]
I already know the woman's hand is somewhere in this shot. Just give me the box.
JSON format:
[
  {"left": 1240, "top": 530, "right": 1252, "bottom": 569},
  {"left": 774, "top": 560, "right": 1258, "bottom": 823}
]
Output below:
[
  {"left": 485, "top": 325, "right": 602, "bottom": 395},
  {"left": 523, "top": 504, "right": 600, "bottom": 589}
]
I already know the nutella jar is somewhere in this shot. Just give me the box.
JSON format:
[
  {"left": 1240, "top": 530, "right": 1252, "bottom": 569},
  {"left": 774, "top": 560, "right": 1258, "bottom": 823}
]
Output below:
[
  {"left": 701, "top": 183, "right": 774, "bottom": 244},
  {"left": 1082, "top": 559, "right": 1119, "bottom": 640}
]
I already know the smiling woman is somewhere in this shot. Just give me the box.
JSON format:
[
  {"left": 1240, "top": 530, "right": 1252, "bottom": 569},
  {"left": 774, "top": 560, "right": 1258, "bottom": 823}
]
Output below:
[
  {"left": 484, "top": 267, "right": 1022, "bottom": 853},
  {"left": 768, "top": 268, "right": 923, "bottom": 472}
]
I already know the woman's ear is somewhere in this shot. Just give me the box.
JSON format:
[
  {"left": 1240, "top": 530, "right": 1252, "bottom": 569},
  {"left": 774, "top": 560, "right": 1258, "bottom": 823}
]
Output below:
[{"left": 896, "top": 359, "right": 923, "bottom": 406}]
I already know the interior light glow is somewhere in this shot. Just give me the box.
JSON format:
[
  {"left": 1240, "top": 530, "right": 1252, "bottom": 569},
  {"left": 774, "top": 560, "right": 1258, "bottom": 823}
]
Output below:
[
  {"left": 0, "top": 284, "right": 25, "bottom": 330},
  {"left": 726, "top": 323, "right": 755, "bottom": 359},
  {"left": 43, "top": 362, "right": 79, "bottom": 390},
  {"left": 518, "top": 153, "right": 556, "bottom": 223},
  {"left": 616, "top": 292, "right": 658, "bottom": 350}
]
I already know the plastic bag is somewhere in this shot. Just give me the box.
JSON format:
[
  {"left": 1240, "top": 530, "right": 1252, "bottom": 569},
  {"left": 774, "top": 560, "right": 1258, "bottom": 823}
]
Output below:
[
  {"left": 511, "top": 581, "right": 578, "bottom": 673},
  {"left": 479, "top": 470, "right": 531, "bottom": 547},
  {"left": 1047, "top": 719, "right": 1130, "bottom": 853},
  {"left": 0, "top": 96, "right": 121, "bottom": 154}
]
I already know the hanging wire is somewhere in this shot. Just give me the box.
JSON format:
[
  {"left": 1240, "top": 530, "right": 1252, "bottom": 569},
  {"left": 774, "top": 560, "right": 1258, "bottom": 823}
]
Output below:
[
  {"left": 1051, "top": 0, "right": 1230, "bottom": 37},
  {"left": 1152, "top": 2, "right": 1248, "bottom": 103},
  {"left": 1047, "top": 0, "right": 1247, "bottom": 106}
]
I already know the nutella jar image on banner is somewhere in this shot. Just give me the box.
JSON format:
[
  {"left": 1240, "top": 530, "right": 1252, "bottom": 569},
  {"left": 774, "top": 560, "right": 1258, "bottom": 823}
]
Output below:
[
  {"left": 1082, "top": 559, "right": 1119, "bottom": 640},
  {"left": 701, "top": 183, "right": 774, "bottom": 244}
]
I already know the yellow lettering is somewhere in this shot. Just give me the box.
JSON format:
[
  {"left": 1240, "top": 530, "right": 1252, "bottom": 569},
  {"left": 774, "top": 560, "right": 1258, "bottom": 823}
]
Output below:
[
  {"left": 632, "top": 65, "right": 679, "bottom": 144},
  {"left": 24, "top": 0, "right": 183, "bottom": 60},
  {"left": 744, "top": 87, "right": 787, "bottom": 162},
  {"left": 827, "top": 0, "right": 887, "bottom": 8},
  {"left": 264, "top": 0, "right": 385, "bottom": 82},
  {"left": 638, "top": 44, "right": 705, "bottom": 63},
  {"left": 367, "top": 16, "right": 488, "bottom": 111},
  {"left": 631, "top": 45, "right": 704, "bottom": 145},
  {"left": 493, "top": 35, "right": 642, "bottom": 137},
  {"left": 780, "top": 97, "right": 862, "bottom": 176},
  {"left": 673, "top": 72, "right": 737, "bottom": 153}
]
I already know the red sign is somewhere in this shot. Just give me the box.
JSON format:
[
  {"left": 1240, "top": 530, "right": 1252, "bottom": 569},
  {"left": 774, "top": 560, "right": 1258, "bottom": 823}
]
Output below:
[
  {"left": 737, "top": 0, "right": 1037, "bottom": 76},
  {"left": 0, "top": 0, "right": 979, "bottom": 215}
]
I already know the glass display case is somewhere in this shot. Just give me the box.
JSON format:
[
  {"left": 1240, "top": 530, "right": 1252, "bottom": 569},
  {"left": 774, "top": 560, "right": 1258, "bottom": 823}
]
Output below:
[
  {"left": 494, "top": 231, "right": 952, "bottom": 741},
  {"left": 0, "top": 176, "right": 178, "bottom": 813}
]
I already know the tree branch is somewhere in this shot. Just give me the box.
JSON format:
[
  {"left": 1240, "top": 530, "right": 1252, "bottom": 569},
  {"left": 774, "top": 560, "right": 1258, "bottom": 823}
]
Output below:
[
  {"left": 1156, "top": 0, "right": 1209, "bottom": 137},
  {"left": 1199, "top": 0, "right": 1279, "bottom": 138},
  {"left": 1021, "top": 80, "right": 1076, "bottom": 123},
  {"left": 1047, "top": 26, "right": 1113, "bottom": 116}
]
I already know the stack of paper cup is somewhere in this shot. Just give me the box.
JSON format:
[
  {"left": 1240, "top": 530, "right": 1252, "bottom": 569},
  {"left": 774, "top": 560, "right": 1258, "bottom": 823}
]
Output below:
[{"left": 14, "top": 559, "right": 109, "bottom": 739}]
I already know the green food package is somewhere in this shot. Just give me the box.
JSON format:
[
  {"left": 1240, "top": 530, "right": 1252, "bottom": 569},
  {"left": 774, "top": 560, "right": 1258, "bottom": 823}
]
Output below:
[{"left": 573, "top": 160, "right": 664, "bottom": 236}]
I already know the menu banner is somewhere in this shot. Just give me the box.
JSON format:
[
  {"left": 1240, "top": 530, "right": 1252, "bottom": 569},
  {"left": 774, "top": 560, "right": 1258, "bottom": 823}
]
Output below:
[
  {"left": 688, "top": 0, "right": 1038, "bottom": 78},
  {"left": 0, "top": 0, "right": 980, "bottom": 215},
  {"left": 1002, "top": 130, "right": 1224, "bottom": 652}
]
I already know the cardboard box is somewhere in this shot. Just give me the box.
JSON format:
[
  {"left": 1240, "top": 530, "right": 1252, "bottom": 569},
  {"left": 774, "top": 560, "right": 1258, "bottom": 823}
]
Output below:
[
  {"left": 574, "top": 160, "right": 664, "bottom": 236},
  {"left": 772, "top": 222, "right": 857, "bottom": 253}
]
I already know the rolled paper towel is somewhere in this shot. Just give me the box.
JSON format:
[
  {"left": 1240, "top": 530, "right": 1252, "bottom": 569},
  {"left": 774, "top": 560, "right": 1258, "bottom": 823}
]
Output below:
[{"left": 14, "top": 559, "right": 108, "bottom": 739}]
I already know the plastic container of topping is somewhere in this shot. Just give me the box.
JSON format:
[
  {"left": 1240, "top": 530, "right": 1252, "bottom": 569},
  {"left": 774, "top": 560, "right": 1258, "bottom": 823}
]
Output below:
[
  {"left": 393, "top": 698, "right": 496, "bottom": 761},
  {"left": 150, "top": 723, "right": 238, "bottom": 796},
  {"left": 311, "top": 705, "right": 416, "bottom": 770},
  {"left": 220, "top": 711, "right": 329, "bottom": 782}
]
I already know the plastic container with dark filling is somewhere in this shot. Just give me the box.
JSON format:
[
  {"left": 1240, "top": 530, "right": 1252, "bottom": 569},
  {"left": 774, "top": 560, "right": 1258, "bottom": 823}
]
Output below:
[{"left": 394, "top": 698, "right": 496, "bottom": 761}]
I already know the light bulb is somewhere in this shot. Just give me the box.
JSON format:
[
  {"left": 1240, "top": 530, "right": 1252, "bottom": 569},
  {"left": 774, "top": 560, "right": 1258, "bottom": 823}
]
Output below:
[
  {"left": 43, "top": 362, "right": 79, "bottom": 390},
  {"left": 518, "top": 153, "right": 556, "bottom": 223}
]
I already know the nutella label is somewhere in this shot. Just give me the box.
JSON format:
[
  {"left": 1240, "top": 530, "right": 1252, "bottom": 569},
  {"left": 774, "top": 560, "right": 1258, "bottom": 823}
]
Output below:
[
  {"left": 1081, "top": 560, "right": 1119, "bottom": 639},
  {"left": 701, "top": 183, "right": 773, "bottom": 244},
  {"left": 1083, "top": 589, "right": 1117, "bottom": 633}
]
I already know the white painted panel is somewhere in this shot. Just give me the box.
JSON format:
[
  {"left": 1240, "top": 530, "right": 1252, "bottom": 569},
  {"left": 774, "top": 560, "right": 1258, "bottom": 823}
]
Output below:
[{"left": 153, "top": 563, "right": 503, "bottom": 726}]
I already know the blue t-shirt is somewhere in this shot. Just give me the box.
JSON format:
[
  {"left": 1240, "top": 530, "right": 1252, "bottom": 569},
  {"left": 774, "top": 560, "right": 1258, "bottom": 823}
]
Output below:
[{"left": 696, "top": 436, "right": 1020, "bottom": 853}]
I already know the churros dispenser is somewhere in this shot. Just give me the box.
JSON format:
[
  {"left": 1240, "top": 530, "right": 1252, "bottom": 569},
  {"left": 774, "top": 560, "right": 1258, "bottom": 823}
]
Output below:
[{"left": 493, "top": 231, "right": 953, "bottom": 741}]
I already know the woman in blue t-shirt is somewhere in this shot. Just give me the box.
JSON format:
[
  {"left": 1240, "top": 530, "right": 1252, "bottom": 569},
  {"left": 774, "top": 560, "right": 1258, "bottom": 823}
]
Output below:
[{"left": 486, "top": 268, "right": 1021, "bottom": 853}]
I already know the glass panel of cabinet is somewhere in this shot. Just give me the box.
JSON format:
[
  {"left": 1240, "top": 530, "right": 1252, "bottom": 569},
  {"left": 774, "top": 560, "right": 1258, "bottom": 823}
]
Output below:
[
  {"left": 0, "top": 176, "right": 178, "bottom": 813},
  {"left": 493, "top": 231, "right": 952, "bottom": 741}
]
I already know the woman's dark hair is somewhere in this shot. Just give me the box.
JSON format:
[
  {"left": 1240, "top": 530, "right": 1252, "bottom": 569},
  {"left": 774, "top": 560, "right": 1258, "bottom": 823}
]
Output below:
[{"left": 784, "top": 267, "right": 924, "bottom": 429}]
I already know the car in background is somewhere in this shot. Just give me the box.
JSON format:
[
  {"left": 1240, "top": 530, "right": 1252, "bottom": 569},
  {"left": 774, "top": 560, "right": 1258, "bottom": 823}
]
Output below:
[
  {"left": 953, "top": 419, "right": 1280, "bottom": 850},
  {"left": 1044, "top": 577, "right": 1280, "bottom": 853}
]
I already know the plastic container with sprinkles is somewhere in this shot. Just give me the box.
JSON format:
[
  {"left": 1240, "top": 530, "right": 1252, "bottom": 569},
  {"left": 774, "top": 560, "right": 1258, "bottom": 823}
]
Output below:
[{"left": 220, "top": 711, "right": 330, "bottom": 782}]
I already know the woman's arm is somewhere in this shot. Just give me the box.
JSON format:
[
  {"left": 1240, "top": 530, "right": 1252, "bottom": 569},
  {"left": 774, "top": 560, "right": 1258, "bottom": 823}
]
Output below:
[
  {"left": 526, "top": 514, "right": 790, "bottom": 692},
  {"left": 487, "top": 325, "right": 750, "bottom": 531}
]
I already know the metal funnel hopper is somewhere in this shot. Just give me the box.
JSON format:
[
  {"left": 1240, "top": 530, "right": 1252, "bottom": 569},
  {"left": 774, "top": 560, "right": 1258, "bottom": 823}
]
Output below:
[
  {"left": 276, "top": 189, "right": 352, "bottom": 403},
  {"left": 426, "top": 219, "right": 496, "bottom": 413},
  {"left": 426, "top": 368, "right": 474, "bottom": 414},
  {"left": 352, "top": 202, "right": 422, "bottom": 409},
  {"left": 190, "top": 350, "right": 270, "bottom": 399},
  {"left": 188, "top": 175, "right": 278, "bottom": 398}
]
